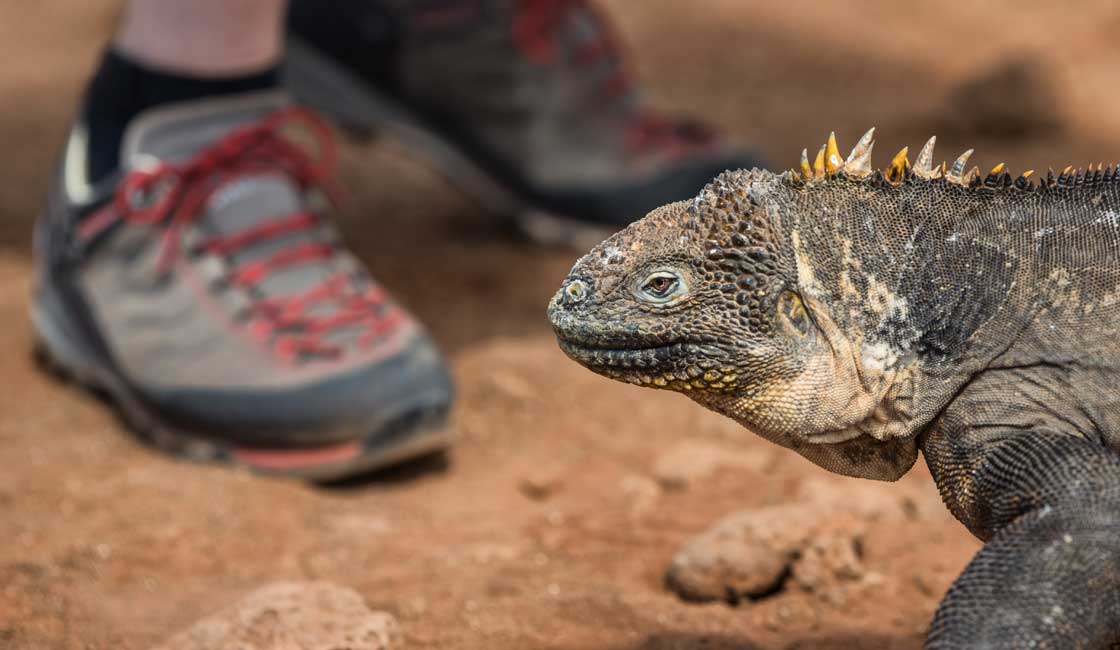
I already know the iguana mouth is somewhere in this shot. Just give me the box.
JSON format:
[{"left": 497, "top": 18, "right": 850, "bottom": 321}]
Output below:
[{"left": 555, "top": 338, "right": 715, "bottom": 371}]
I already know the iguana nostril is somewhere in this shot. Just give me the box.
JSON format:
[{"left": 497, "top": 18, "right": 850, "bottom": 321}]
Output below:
[{"left": 564, "top": 280, "right": 589, "bottom": 305}]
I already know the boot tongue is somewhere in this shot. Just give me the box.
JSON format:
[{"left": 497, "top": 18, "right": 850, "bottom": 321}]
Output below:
[
  {"left": 119, "top": 91, "right": 335, "bottom": 301},
  {"left": 205, "top": 175, "right": 333, "bottom": 300}
]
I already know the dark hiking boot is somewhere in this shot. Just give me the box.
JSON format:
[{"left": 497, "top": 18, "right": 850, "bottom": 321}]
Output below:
[
  {"left": 32, "top": 90, "right": 455, "bottom": 481},
  {"left": 284, "top": 0, "right": 766, "bottom": 249}
]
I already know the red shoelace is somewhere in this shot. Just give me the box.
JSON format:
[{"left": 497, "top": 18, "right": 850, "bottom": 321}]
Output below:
[
  {"left": 102, "top": 107, "right": 403, "bottom": 362},
  {"left": 512, "top": 0, "right": 716, "bottom": 156}
]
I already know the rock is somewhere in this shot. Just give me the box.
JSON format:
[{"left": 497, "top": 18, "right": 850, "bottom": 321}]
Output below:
[
  {"left": 665, "top": 505, "right": 810, "bottom": 603},
  {"left": 664, "top": 478, "right": 917, "bottom": 606},
  {"left": 665, "top": 474, "right": 949, "bottom": 606},
  {"left": 792, "top": 531, "right": 865, "bottom": 594},
  {"left": 651, "top": 441, "right": 771, "bottom": 491},
  {"left": 151, "top": 581, "right": 400, "bottom": 650}
]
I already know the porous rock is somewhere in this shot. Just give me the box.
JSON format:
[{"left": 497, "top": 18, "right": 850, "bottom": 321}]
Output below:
[
  {"left": 151, "top": 581, "right": 400, "bottom": 650},
  {"left": 665, "top": 505, "right": 810, "bottom": 603}
]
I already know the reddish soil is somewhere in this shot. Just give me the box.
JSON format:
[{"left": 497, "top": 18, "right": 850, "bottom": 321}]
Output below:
[{"left": 2, "top": 2, "right": 1119, "bottom": 648}]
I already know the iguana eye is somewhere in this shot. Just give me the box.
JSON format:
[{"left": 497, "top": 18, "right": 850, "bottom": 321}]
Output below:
[
  {"left": 637, "top": 270, "right": 687, "bottom": 304},
  {"left": 647, "top": 276, "right": 675, "bottom": 294}
]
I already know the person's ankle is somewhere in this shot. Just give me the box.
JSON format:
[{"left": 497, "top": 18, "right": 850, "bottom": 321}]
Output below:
[
  {"left": 80, "top": 49, "right": 280, "bottom": 183},
  {"left": 113, "top": 0, "right": 284, "bottom": 76}
]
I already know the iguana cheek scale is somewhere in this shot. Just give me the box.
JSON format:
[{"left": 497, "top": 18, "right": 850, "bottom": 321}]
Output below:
[{"left": 549, "top": 129, "right": 1120, "bottom": 648}]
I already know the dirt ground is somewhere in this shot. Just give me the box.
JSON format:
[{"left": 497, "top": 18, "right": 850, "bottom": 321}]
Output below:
[{"left": 2, "top": 2, "right": 1120, "bottom": 649}]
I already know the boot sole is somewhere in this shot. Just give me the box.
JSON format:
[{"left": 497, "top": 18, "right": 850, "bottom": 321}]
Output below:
[
  {"left": 283, "top": 37, "right": 616, "bottom": 251},
  {"left": 30, "top": 275, "right": 453, "bottom": 483}
]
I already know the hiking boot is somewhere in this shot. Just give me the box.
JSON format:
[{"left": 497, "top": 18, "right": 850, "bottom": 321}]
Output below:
[
  {"left": 284, "top": 0, "right": 766, "bottom": 249},
  {"left": 33, "top": 90, "right": 454, "bottom": 481}
]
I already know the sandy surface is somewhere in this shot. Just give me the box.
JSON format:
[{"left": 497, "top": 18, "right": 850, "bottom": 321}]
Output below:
[{"left": 1, "top": 2, "right": 1118, "bottom": 648}]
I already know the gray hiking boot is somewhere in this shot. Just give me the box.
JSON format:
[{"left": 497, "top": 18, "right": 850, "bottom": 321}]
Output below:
[
  {"left": 284, "top": 0, "right": 766, "bottom": 249},
  {"left": 33, "top": 90, "right": 454, "bottom": 481}
]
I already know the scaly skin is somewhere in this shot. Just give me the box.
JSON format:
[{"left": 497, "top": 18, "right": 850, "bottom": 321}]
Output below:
[{"left": 548, "top": 132, "right": 1120, "bottom": 648}]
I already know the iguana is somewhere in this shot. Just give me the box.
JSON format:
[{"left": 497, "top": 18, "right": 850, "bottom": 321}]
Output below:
[{"left": 548, "top": 129, "right": 1120, "bottom": 648}]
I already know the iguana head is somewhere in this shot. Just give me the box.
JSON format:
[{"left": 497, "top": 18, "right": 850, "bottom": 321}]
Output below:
[
  {"left": 548, "top": 129, "right": 1045, "bottom": 480},
  {"left": 547, "top": 168, "right": 874, "bottom": 463}
]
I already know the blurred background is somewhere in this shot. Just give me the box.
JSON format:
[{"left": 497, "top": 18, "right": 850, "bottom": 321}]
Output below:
[{"left": 1, "top": 2, "right": 1118, "bottom": 649}]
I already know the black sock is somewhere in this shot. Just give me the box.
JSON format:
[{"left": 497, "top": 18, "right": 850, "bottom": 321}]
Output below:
[{"left": 81, "top": 49, "right": 280, "bottom": 184}]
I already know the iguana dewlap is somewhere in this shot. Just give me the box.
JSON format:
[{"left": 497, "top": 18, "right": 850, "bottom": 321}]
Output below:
[{"left": 549, "top": 130, "right": 1120, "bottom": 648}]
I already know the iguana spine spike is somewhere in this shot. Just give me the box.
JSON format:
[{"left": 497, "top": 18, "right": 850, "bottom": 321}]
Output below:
[
  {"left": 948, "top": 149, "right": 975, "bottom": 184},
  {"left": 844, "top": 142, "right": 875, "bottom": 179},
  {"left": 914, "top": 136, "right": 938, "bottom": 179},
  {"left": 885, "top": 147, "right": 910, "bottom": 184},
  {"left": 783, "top": 131, "right": 1120, "bottom": 194},
  {"left": 845, "top": 127, "right": 875, "bottom": 163},
  {"left": 825, "top": 132, "right": 843, "bottom": 174},
  {"left": 963, "top": 166, "right": 981, "bottom": 186}
]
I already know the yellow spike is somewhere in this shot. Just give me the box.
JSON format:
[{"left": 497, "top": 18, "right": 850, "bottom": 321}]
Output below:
[
  {"left": 990, "top": 162, "right": 1006, "bottom": 175},
  {"left": 813, "top": 145, "right": 826, "bottom": 177},
  {"left": 940, "top": 161, "right": 948, "bottom": 177},
  {"left": 1021, "top": 170, "right": 1035, "bottom": 179},
  {"left": 1063, "top": 165, "right": 1075, "bottom": 175},
  {"left": 825, "top": 132, "right": 843, "bottom": 173},
  {"left": 800, "top": 149, "right": 812, "bottom": 178},
  {"left": 789, "top": 168, "right": 800, "bottom": 182},
  {"left": 886, "top": 146, "right": 909, "bottom": 182},
  {"left": 890, "top": 147, "right": 910, "bottom": 168}
]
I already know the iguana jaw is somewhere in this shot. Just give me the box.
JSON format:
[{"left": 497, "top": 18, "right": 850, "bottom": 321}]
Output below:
[
  {"left": 555, "top": 337, "right": 699, "bottom": 370},
  {"left": 551, "top": 327, "right": 732, "bottom": 389}
]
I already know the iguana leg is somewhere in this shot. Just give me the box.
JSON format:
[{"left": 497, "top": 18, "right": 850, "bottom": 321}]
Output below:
[{"left": 922, "top": 427, "right": 1120, "bottom": 649}]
